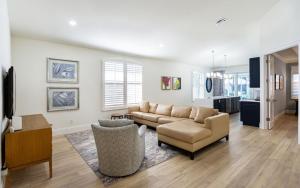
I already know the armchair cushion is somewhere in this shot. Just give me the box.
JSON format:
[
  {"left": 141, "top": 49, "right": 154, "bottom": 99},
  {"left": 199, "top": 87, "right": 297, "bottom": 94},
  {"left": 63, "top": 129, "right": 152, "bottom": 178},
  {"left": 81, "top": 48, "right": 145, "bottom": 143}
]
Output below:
[{"left": 98, "top": 119, "right": 134, "bottom": 127}]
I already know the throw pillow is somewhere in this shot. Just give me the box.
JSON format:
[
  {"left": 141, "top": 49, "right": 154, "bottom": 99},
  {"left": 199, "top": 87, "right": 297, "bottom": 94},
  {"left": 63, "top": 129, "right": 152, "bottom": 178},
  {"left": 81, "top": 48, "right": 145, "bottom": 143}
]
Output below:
[
  {"left": 189, "top": 106, "right": 198, "bottom": 119},
  {"left": 194, "top": 107, "right": 218, "bottom": 123},
  {"left": 171, "top": 106, "right": 192, "bottom": 118},
  {"left": 140, "top": 101, "right": 150, "bottom": 112},
  {"left": 149, "top": 103, "right": 158, "bottom": 113},
  {"left": 155, "top": 104, "right": 173, "bottom": 116}
]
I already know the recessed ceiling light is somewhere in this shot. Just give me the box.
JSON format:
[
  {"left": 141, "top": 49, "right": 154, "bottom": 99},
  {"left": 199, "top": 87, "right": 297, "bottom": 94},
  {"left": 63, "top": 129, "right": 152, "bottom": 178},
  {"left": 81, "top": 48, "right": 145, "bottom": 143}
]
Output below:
[
  {"left": 216, "top": 17, "right": 227, "bottom": 26},
  {"left": 159, "top": 43, "right": 164, "bottom": 48},
  {"left": 69, "top": 20, "right": 77, "bottom": 26}
]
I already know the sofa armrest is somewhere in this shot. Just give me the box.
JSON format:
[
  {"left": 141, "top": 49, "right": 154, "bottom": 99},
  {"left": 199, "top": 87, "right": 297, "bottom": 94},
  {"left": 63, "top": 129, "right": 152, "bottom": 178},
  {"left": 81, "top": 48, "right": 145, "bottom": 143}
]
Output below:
[
  {"left": 204, "top": 113, "right": 229, "bottom": 137},
  {"left": 128, "top": 105, "right": 140, "bottom": 113}
]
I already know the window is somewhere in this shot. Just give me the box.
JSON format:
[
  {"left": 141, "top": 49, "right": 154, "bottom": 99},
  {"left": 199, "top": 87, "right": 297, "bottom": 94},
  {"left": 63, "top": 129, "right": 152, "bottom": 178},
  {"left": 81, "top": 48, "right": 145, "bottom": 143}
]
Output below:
[
  {"left": 103, "top": 60, "right": 142, "bottom": 109},
  {"left": 224, "top": 75, "right": 235, "bottom": 97},
  {"left": 192, "top": 72, "right": 205, "bottom": 100},
  {"left": 291, "top": 74, "right": 299, "bottom": 99},
  {"left": 237, "top": 73, "right": 250, "bottom": 99},
  {"left": 223, "top": 73, "right": 251, "bottom": 99}
]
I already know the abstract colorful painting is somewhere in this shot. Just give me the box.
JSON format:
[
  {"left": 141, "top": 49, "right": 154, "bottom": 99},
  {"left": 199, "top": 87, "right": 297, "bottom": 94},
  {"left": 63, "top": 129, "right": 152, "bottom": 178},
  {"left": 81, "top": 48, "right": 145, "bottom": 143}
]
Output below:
[
  {"left": 172, "top": 77, "right": 181, "bottom": 90},
  {"left": 161, "top": 76, "right": 172, "bottom": 90}
]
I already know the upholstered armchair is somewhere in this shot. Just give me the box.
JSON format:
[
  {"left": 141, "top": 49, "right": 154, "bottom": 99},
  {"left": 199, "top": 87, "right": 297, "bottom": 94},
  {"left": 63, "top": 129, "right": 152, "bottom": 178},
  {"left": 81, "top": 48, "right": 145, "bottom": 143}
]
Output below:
[{"left": 91, "top": 119, "right": 146, "bottom": 177}]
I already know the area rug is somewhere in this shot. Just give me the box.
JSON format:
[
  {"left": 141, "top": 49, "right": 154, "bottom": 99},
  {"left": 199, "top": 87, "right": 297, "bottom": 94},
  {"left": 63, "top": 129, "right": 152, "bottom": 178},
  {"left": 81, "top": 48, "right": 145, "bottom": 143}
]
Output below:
[{"left": 65, "top": 128, "right": 179, "bottom": 186}]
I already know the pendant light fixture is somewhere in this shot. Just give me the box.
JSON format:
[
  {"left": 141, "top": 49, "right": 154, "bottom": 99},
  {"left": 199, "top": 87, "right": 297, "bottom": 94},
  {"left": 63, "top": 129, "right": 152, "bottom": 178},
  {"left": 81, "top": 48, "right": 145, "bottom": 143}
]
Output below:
[{"left": 207, "top": 50, "right": 216, "bottom": 78}]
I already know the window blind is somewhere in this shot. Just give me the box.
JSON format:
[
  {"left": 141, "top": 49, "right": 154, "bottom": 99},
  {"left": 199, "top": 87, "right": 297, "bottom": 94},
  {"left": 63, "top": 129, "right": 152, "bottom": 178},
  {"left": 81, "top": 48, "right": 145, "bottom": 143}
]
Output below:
[
  {"left": 127, "top": 63, "right": 143, "bottom": 104},
  {"left": 103, "top": 61, "right": 142, "bottom": 109}
]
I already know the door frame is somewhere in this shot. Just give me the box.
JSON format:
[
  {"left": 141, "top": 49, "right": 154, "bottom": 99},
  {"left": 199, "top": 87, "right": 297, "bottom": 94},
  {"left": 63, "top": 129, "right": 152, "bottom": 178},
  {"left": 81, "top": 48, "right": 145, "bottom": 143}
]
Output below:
[{"left": 260, "top": 41, "right": 300, "bottom": 144}]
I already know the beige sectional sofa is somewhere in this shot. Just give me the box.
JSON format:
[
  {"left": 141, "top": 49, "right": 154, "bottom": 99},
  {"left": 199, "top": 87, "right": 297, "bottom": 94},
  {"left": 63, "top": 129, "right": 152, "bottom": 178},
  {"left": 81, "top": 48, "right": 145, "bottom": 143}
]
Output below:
[{"left": 128, "top": 102, "right": 229, "bottom": 160}]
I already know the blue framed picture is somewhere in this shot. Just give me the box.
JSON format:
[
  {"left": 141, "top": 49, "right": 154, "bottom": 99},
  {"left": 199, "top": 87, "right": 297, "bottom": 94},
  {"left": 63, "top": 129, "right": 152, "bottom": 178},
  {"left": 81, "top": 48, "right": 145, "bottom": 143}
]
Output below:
[
  {"left": 47, "top": 58, "right": 79, "bottom": 83},
  {"left": 47, "top": 87, "right": 79, "bottom": 112}
]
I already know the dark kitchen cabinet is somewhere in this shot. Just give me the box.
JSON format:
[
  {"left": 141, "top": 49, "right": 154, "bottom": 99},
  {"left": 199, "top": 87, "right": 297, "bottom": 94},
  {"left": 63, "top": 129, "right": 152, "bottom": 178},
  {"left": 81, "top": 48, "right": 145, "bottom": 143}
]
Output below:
[
  {"left": 240, "top": 101, "right": 260, "bottom": 127},
  {"left": 214, "top": 97, "right": 240, "bottom": 114},
  {"left": 249, "top": 57, "right": 260, "bottom": 88}
]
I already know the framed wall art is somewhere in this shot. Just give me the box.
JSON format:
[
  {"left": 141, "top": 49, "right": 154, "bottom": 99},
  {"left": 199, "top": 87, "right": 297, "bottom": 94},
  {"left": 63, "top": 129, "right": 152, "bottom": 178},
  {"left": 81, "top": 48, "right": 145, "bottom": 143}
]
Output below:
[
  {"left": 275, "top": 74, "right": 280, "bottom": 90},
  {"left": 47, "top": 58, "right": 79, "bottom": 83},
  {"left": 47, "top": 87, "right": 79, "bottom": 112},
  {"left": 172, "top": 77, "right": 181, "bottom": 90},
  {"left": 279, "top": 75, "right": 284, "bottom": 90},
  {"left": 161, "top": 76, "right": 172, "bottom": 90}
]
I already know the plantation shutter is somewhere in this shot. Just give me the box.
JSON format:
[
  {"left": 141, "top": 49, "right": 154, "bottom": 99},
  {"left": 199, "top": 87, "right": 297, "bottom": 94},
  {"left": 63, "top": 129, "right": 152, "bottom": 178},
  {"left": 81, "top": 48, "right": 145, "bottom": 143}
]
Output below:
[
  {"left": 103, "top": 61, "right": 143, "bottom": 109},
  {"left": 104, "top": 61, "right": 125, "bottom": 108},
  {"left": 127, "top": 64, "right": 143, "bottom": 104}
]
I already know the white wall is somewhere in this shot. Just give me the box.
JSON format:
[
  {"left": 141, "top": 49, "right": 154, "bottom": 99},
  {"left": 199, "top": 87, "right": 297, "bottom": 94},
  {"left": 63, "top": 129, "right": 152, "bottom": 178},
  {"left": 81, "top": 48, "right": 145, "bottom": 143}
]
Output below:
[
  {"left": 11, "top": 36, "right": 209, "bottom": 133},
  {"left": 0, "top": 0, "right": 11, "bottom": 185},
  {"left": 260, "top": 0, "right": 300, "bottom": 52},
  {"left": 260, "top": 0, "right": 300, "bottom": 142}
]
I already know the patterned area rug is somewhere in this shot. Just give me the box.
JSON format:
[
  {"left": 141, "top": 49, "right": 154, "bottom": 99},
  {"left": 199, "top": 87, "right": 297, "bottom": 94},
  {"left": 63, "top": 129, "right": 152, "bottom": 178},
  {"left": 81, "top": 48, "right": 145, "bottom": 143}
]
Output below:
[{"left": 65, "top": 128, "right": 179, "bottom": 186}]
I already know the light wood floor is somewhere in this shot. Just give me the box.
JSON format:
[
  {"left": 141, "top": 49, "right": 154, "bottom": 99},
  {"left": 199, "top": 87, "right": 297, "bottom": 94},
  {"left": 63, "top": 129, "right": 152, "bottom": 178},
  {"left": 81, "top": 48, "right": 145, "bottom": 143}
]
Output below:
[{"left": 5, "top": 114, "right": 300, "bottom": 188}]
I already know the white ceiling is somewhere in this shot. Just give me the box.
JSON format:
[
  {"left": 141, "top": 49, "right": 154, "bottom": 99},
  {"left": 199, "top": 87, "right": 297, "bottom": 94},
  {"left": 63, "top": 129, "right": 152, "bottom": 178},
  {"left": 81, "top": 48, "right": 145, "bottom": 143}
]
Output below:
[{"left": 8, "top": 0, "right": 280, "bottom": 67}]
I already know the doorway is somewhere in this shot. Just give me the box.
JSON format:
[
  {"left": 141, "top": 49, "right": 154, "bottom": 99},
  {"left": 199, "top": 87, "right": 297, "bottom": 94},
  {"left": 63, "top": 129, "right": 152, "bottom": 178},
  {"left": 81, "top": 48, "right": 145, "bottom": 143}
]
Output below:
[{"left": 265, "top": 46, "right": 299, "bottom": 129}]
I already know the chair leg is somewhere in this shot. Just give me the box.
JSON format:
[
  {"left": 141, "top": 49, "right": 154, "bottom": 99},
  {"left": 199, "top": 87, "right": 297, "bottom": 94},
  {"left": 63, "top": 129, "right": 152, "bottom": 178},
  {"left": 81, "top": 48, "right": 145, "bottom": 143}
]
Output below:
[
  {"left": 226, "top": 135, "right": 229, "bottom": 141},
  {"left": 158, "top": 140, "right": 162, "bottom": 147},
  {"left": 190, "top": 152, "right": 194, "bottom": 160}
]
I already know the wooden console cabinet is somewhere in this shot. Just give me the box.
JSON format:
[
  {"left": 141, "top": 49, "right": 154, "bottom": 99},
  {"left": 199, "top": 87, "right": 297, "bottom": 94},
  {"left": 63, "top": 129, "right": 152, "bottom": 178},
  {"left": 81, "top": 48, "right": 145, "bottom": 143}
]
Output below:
[{"left": 5, "top": 114, "right": 52, "bottom": 178}]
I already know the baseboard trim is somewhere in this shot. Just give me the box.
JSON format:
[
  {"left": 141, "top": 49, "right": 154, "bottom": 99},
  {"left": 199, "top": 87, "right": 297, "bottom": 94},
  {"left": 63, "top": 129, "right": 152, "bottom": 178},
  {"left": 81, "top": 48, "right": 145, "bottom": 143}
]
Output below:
[
  {"left": 274, "top": 111, "right": 285, "bottom": 123},
  {"left": 53, "top": 123, "right": 94, "bottom": 136},
  {"left": 285, "top": 109, "right": 296, "bottom": 114}
]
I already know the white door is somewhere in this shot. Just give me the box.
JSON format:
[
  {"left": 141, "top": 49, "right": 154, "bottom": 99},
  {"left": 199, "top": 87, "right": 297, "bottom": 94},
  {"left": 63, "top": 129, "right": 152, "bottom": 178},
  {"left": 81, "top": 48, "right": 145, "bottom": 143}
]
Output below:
[{"left": 266, "top": 55, "right": 276, "bottom": 129}]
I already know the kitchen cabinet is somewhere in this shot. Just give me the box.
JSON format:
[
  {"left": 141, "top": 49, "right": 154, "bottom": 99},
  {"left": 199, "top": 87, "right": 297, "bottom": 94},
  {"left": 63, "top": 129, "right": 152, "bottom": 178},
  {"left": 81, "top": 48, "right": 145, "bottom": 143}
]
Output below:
[
  {"left": 250, "top": 57, "right": 260, "bottom": 88},
  {"left": 213, "top": 97, "right": 240, "bottom": 114},
  {"left": 240, "top": 100, "right": 260, "bottom": 127}
]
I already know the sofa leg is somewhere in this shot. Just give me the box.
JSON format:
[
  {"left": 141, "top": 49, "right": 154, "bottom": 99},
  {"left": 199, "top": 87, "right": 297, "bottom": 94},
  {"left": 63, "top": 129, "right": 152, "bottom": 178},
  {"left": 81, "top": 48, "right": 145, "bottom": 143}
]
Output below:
[
  {"left": 225, "top": 135, "right": 229, "bottom": 141},
  {"left": 158, "top": 140, "right": 162, "bottom": 147},
  {"left": 190, "top": 152, "right": 194, "bottom": 160}
]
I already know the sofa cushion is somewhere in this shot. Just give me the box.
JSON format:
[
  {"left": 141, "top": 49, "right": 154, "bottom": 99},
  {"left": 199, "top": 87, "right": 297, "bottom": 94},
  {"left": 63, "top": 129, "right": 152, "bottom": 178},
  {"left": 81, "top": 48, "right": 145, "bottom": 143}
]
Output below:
[
  {"left": 157, "top": 121, "right": 212, "bottom": 144},
  {"left": 194, "top": 107, "right": 218, "bottom": 123},
  {"left": 155, "top": 104, "right": 173, "bottom": 116},
  {"left": 158, "top": 116, "right": 185, "bottom": 124},
  {"left": 189, "top": 106, "right": 198, "bottom": 119},
  {"left": 171, "top": 106, "right": 192, "bottom": 118},
  {"left": 131, "top": 111, "right": 146, "bottom": 119},
  {"left": 149, "top": 103, "right": 158, "bottom": 113},
  {"left": 140, "top": 101, "right": 150, "bottom": 112},
  {"left": 142, "top": 113, "right": 162, "bottom": 122}
]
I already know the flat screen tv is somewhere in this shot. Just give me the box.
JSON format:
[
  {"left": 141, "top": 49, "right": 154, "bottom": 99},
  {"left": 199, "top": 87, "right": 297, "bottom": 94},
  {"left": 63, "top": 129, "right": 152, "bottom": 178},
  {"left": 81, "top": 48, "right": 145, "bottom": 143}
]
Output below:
[{"left": 4, "top": 66, "right": 15, "bottom": 119}]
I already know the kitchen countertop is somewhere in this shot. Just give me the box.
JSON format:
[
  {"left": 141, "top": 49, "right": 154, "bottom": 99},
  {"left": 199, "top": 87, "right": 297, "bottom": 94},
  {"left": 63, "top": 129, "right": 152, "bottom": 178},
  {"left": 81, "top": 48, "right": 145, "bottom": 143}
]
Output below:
[
  {"left": 240, "top": 99, "right": 260, "bottom": 103},
  {"left": 212, "top": 96, "right": 241, "bottom": 100}
]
